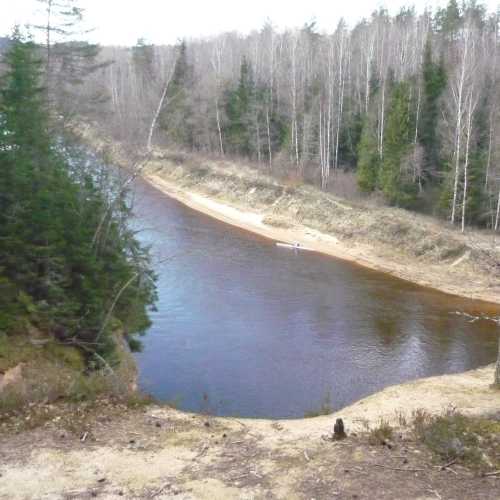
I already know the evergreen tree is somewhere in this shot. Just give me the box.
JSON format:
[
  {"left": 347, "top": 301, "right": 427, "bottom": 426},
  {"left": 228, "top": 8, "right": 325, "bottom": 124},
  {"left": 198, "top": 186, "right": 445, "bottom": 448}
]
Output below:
[
  {"left": 160, "top": 40, "right": 194, "bottom": 148},
  {"left": 357, "top": 114, "right": 380, "bottom": 192},
  {"left": 463, "top": 86, "right": 490, "bottom": 225},
  {"left": 339, "top": 110, "right": 363, "bottom": 169},
  {"left": 379, "top": 81, "right": 417, "bottom": 206},
  {"left": 419, "top": 39, "right": 447, "bottom": 178},
  {"left": 225, "top": 57, "right": 255, "bottom": 156},
  {"left": 132, "top": 38, "right": 155, "bottom": 83},
  {"left": 33, "top": 0, "right": 101, "bottom": 116},
  {"left": 0, "top": 30, "right": 156, "bottom": 360},
  {"left": 435, "top": 0, "right": 462, "bottom": 39}
]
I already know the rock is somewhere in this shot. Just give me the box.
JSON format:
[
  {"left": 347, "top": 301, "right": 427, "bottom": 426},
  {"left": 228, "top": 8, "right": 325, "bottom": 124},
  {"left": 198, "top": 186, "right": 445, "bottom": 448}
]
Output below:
[
  {"left": 449, "top": 438, "right": 464, "bottom": 457},
  {"left": 0, "top": 364, "right": 25, "bottom": 393}
]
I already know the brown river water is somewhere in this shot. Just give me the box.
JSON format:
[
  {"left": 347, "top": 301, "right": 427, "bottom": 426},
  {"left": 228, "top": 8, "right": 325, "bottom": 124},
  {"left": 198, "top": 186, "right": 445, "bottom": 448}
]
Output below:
[{"left": 130, "top": 176, "right": 499, "bottom": 418}]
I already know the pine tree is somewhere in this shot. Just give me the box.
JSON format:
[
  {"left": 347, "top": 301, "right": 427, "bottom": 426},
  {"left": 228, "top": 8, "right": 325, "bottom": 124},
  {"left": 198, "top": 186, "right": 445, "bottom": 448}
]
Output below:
[{"left": 33, "top": 0, "right": 101, "bottom": 116}]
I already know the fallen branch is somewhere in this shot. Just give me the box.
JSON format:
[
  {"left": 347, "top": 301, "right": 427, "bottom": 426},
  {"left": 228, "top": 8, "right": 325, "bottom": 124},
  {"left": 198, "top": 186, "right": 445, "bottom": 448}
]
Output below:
[
  {"left": 370, "top": 463, "right": 425, "bottom": 472},
  {"left": 150, "top": 482, "right": 171, "bottom": 498},
  {"left": 483, "top": 470, "right": 500, "bottom": 477},
  {"left": 441, "top": 458, "right": 457, "bottom": 469}
]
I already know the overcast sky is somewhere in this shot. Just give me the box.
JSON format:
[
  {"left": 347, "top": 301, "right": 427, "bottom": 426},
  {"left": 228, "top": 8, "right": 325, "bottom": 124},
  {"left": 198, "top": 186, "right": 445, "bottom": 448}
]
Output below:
[{"left": 2, "top": 0, "right": 499, "bottom": 46}]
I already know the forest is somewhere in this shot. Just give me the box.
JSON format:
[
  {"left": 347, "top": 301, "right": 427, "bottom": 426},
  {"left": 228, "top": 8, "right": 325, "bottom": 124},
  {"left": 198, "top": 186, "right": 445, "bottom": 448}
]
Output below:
[
  {"left": 1, "top": 0, "right": 500, "bottom": 369},
  {"left": 74, "top": 0, "right": 500, "bottom": 231},
  {"left": 0, "top": 24, "right": 156, "bottom": 365}
]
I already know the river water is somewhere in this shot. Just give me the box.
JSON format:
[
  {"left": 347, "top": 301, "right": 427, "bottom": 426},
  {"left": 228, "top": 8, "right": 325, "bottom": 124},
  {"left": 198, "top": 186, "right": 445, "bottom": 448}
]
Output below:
[{"left": 131, "top": 176, "right": 498, "bottom": 418}]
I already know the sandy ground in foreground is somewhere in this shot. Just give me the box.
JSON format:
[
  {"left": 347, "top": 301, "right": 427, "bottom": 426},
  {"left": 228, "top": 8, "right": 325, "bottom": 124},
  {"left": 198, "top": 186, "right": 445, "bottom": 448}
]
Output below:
[
  {"left": 1, "top": 366, "right": 499, "bottom": 499},
  {"left": 144, "top": 173, "right": 500, "bottom": 307}
]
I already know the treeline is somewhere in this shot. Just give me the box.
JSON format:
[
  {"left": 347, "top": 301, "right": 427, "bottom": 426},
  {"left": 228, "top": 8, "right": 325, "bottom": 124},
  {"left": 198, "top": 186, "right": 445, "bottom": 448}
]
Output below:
[
  {"left": 80, "top": 0, "right": 500, "bottom": 230},
  {"left": 0, "top": 28, "right": 156, "bottom": 364}
]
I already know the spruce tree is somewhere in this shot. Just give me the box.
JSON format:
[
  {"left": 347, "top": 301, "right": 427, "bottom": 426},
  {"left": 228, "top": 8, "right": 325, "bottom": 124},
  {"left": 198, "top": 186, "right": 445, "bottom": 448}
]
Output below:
[
  {"left": 357, "top": 114, "right": 380, "bottom": 192},
  {"left": 379, "top": 81, "right": 417, "bottom": 206},
  {"left": 225, "top": 57, "right": 255, "bottom": 156},
  {"left": 160, "top": 40, "right": 194, "bottom": 147},
  {"left": 0, "top": 29, "right": 156, "bottom": 359},
  {"left": 419, "top": 39, "right": 446, "bottom": 178}
]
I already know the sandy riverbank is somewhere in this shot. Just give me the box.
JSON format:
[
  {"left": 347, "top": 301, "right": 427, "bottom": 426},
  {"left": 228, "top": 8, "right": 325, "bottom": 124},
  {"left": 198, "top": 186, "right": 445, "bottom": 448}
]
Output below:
[
  {"left": 1, "top": 365, "right": 498, "bottom": 499},
  {"left": 74, "top": 121, "right": 500, "bottom": 306},
  {"left": 145, "top": 171, "right": 500, "bottom": 307}
]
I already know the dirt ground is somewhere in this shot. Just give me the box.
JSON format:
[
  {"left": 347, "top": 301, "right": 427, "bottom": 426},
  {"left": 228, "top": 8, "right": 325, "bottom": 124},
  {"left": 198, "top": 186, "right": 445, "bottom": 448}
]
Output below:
[{"left": 1, "top": 366, "right": 499, "bottom": 499}]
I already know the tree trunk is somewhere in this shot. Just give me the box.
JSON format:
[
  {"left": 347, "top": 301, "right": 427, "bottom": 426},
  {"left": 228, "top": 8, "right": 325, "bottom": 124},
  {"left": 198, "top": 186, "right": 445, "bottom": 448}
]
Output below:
[
  {"left": 146, "top": 66, "right": 175, "bottom": 152},
  {"left": 215, "top": 98, "right": 224, "bottom": 156},
  {"left": 266, "top": 107, "right": 272, "bottom": 170},
  {"left": 495, "top": 188, "right": 500, "bottom": 231},
  {"left": 495, "top": 334, "right": 500, "bottom": 386},
  {"left": 461, "top": 92, "right": 475, "bottom": 233}
]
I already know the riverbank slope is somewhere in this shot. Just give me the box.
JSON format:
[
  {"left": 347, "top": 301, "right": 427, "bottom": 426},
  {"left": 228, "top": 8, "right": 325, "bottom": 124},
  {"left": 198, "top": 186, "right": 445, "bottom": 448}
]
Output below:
[
  {"left": 1, "top": 365, "right": 498, "bottom": 499},
  {"left": 76, "top": 123, "right": 500, "bottom": 306}
]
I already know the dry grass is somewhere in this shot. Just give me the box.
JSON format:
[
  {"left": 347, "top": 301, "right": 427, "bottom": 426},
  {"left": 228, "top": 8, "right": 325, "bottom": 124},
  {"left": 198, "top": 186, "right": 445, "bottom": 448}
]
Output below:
[
  {"left": 412, "top": 409, "right": 500, "bottom": 471},
  {"left": 0, "top": 332, "right": 138, "bottom": 417},
  {"left": 367, "top": 419, "right": 394, "bottom": 445}
]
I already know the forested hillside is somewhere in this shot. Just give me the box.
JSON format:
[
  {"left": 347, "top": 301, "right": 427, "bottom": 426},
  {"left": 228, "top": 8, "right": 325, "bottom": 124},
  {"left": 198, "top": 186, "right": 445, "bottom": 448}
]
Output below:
[
  {"left": 79, "top": 0, "right": 500, "bottom": 231},
  {"left": 0, "top": 27, "right": 156, "bottom": 372}
]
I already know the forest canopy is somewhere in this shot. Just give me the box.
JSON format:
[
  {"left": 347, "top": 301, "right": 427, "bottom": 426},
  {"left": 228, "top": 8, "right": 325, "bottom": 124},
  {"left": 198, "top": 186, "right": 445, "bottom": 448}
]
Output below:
[{"left": 82, "top": 0, "right": 500, "bottom": 231}]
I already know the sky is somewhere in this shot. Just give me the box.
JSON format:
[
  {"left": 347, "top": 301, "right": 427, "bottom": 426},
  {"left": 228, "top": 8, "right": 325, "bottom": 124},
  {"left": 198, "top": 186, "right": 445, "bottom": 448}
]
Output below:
[{"left": 1, "top": 0, "right": 499, "bottom": 46}]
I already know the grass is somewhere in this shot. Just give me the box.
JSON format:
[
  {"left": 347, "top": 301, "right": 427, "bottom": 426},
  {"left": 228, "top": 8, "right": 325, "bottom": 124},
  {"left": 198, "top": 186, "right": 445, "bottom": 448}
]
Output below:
[
  {"left": 262, "top": 214, "right": 295, "bottom": 229},
  {"left": 0, "top": 331, "right": 142, "bottom": 417},
  {"left": 0, "top": 333, "right": 84, "bottom": 373},
  {"left": 367, "top": 419, "right": 394, "bottom": 445},
  {"left": 412, "top": 409, "right": 500, "bottom": 470}
]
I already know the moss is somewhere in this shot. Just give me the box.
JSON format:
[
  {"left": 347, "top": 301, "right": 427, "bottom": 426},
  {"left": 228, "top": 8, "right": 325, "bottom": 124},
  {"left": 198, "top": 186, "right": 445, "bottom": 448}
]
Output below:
[
  {"left": 0, "top": 334, "right": 40, "bottom": 372},
  {"left": 0, "top": 333, "right": 137, "bottom": 413},
  {"left": 44, "top": 343, "right": 85, "bottom": 370},
  {"left": 0, "top": 334, "right": 85, "bottom": 373},
  {"left": 66, "top": 372, "right": 114, "bottom": 402}
]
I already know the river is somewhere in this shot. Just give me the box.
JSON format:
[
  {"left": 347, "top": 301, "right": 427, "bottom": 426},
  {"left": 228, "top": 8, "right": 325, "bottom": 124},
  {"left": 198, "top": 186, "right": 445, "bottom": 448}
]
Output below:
[{"left": 130, "top": 176, "right": 498, "bottom": 418}]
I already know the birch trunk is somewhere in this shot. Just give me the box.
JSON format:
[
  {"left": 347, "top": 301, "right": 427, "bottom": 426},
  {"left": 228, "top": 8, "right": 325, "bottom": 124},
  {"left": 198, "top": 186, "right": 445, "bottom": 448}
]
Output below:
[
  {"left": 215, "top": 99, "right": 224, "bottom": 156},
  {"left": 146, "top": 67, "right": 175, "bottom": 152},
  {"left": 266, "top": 107, "right": 272, "bottom": 170},
  {"left": 495, "top": 189, "right": 500, "bottom": 231},
  {"left": 461, "top": 92, "right": 475, "bottom": 233},
  {"left": 496, "top": 334, "right": 500, "bottom": 386},
  {"left": 334, "top": 31, "right": 345, "bottom": 172},
  {"left": 451, "top": 64, "right": 466, "bottom": 224}
]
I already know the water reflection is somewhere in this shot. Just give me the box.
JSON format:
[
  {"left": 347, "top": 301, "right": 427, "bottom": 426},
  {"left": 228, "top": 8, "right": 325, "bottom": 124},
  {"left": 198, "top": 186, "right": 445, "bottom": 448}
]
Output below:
[{"left": 130, "top": 176, "right": 499, "bottom": 418}]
